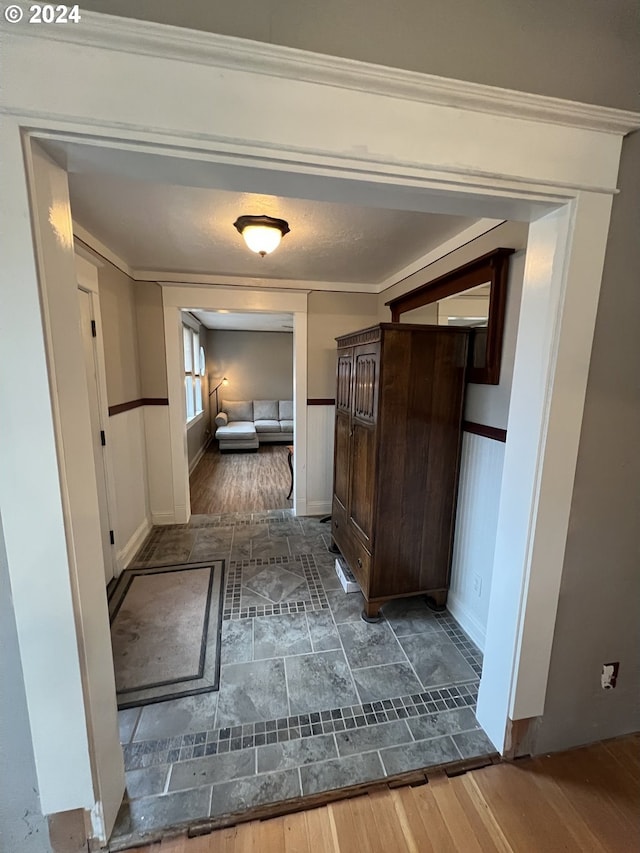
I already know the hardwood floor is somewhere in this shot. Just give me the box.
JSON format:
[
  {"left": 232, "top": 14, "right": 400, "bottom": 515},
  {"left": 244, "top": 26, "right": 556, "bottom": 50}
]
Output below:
[
  {"left": 125, "top": 735, "right": 639, "bottom": 852},
  {"left": 189, "top": 444, "right": 292, "bottom": 514}
]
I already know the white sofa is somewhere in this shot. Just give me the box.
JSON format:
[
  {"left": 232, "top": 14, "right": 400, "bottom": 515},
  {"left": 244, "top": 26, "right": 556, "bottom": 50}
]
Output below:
[{"left": 214, "top": 400, "right": 293, "bottom": 451}]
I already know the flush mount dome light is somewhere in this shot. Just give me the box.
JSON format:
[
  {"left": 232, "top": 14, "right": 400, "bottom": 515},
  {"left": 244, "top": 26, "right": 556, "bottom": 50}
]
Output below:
[{"left": 233, "top": 215, "right": 290, "bottom": 257}]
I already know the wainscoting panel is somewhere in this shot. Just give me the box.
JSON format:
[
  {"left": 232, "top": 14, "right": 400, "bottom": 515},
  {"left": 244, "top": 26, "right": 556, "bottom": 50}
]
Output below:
[
  {"left": 143, "top": 405, "right": 176, "bottom": 526},
  {"left": 449, "top": 431, "right": 505, "bottom": 652},
  {"left": 306, "top": 404, "right": 335, "bottom": 516},
  {"left": 109, "top": 406, "right": 150, "bottom": 569}
]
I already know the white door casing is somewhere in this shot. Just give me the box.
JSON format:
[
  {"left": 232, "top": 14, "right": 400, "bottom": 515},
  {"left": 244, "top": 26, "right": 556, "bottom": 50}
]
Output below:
[
  {"left": 1, "top": 11, "right": 637, "bottom": 831},
  {"left": 161, "top": 287, "right": 309, "bottom": 521},
  {"left": 18, "top": 140, "right": 124, "bottom": 841}
]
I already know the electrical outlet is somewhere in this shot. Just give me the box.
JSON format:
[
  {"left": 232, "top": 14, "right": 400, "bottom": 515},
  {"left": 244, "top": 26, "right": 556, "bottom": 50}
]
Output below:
[
  {"left": 601, "top": 661, "right": 619, "bottom": 689},
  {"left": 473, "top": 574, "right": 482, "bottom": 597}
]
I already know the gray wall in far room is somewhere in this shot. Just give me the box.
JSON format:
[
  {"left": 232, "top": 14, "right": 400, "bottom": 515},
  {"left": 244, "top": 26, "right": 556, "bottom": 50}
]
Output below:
[{"left": 207, "top": 329, "right": 293, "bottom": 405}]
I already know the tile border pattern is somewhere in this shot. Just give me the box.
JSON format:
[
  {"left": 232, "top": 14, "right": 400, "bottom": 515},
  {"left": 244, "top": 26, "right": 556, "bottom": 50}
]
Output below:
[
  {"left": 122, "top": 682, "right": 479, "bottom": 771},
  {"left": 434, "top": 611, "right": 483, "bottom": 678},
  {"left": 223, "top": 553, "right": 329, "bottom": 620}
]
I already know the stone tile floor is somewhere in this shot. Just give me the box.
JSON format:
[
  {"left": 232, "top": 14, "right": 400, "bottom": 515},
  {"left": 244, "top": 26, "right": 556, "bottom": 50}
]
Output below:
[{"left": 110, "top": 510, "right": 492, "bottom": 849}]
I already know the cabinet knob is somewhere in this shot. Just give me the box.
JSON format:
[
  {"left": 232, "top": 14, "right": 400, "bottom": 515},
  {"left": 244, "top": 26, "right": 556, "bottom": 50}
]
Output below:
[
  {"left": 357, "top": 558, "right": 363, "bottom": 568},
  {"left": 334, "top": 519, "right": 339, "bottom": 528}
]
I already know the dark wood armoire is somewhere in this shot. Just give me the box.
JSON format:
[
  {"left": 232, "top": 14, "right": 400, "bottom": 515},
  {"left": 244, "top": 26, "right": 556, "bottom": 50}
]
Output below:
[{"left": 330, "top": 323, "right": 469, "bottom": 620}]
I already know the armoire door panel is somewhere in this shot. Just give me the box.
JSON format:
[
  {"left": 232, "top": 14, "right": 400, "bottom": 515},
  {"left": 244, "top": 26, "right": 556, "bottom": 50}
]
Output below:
[
  {"left": 336, "top": 351, "right": 353, "bottom": 413},
  {"left": 348, "top": 421, "right": 376, "bottom": 544},
  {"left": 353, "top": 344, "right": 379, "bottom": 424},
  {"left": 333, "top": 409, "right": 351, "bottom": 511}
]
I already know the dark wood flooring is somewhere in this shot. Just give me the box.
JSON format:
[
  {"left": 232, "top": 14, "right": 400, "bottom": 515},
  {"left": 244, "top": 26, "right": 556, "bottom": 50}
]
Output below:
[
  {"left": 189, "top": 444, "right": 292, "bottom": 514},
  {"left": 127, "top": 734, "right": 640, "bottom": 852}
]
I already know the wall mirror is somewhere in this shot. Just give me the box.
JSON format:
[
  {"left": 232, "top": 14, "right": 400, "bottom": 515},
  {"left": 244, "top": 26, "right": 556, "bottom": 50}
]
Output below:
[{"left": 386, "top": 247, "right": 514, "bottom": 384}]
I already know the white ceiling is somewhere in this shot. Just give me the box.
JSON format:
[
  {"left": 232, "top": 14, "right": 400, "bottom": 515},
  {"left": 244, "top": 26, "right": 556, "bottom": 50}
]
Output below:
[
  {"left": 191, "top": 311, "right": 293, "bottom": 332},
  {"left": 67, "top": 173, "right": 476, "bottom": 285}
]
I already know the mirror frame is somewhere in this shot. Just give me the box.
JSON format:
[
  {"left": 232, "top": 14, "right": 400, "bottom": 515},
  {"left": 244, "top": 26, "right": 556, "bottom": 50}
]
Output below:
[{"left": 386, "top": 247, "right": 515, "bottom": 384}]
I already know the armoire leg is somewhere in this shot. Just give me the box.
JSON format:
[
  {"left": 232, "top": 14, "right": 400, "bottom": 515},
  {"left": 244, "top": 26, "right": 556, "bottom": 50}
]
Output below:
[
  {"left": 328, "top": 538, "right": 340, "bottom": 554},
  {"left": 361, "top": 599, "right": 382, "bottom": 623},
  {"left": 425, "top": 590, "right": 448, "bottom": 612}
]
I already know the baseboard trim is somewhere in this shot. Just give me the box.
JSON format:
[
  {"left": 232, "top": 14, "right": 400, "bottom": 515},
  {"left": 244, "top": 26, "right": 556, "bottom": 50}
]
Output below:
[
  {"left": 189, "top": 438, "right": 210, "bottom": 474},
  {"left": 117, "top": 516, "right": 151, "bottom": 571},
  {"left": 151, "top": 511, "right": 178, "bottom": 525},
  {"left": 305, "top": 500, "right": 332, "bottom": 516},
  {"left": 446, "top": 590, "right": 486, "bottom": 652}
]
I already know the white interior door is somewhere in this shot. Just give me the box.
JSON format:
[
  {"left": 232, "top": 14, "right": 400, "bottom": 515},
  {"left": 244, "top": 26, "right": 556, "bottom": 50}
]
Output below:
[{"left": 78, "top": 287, "right": 115, "bottom": 584}]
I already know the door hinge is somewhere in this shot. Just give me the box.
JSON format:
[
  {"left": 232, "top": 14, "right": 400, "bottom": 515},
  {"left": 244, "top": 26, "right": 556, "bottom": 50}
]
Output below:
[
  {"left": 100, "top": 430, "right": 106, "bottom": 446},
  {"left": 109, "top": 530, "right": 115, "bottom": 546},
  {"left": 91, "top": 320, "right": 97, "bottom": 337}
]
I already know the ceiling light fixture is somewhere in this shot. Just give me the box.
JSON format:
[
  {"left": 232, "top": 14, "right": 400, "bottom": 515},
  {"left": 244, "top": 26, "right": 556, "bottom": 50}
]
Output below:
[{"left": 233, "top": 215, "right": 290, "bottom": 257}]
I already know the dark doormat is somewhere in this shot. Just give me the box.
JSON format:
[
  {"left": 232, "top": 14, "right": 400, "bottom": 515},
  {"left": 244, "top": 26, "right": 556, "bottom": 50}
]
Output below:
[{"left": 108, "top": 560, "right": 225, "bottom": 709}]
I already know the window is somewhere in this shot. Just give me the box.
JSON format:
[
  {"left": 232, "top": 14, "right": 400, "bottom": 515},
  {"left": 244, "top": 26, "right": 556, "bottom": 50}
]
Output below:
[{"left": 183, "top": 324, "right": 204, "bottom": 422}]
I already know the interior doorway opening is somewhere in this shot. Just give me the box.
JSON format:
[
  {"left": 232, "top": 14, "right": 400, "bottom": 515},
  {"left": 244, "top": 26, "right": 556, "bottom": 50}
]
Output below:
[
  {"left": 38, "top": 140, "right": 567, "bottom": 839},
  {"left": 185, "top": 308, "right": 296, "bottom": 515}
]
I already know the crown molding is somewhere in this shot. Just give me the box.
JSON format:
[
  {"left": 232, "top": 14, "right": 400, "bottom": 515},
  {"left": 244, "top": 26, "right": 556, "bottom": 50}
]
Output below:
[
  {"left": 11, "top": 7, "right": 640, "bottom": 137},
  {"left": 73, "top": 223, "right": 134, "bottom": 278},
  {"left": 377, "top": 219, "right": 504, "bottom": 292},
  {"left": 149, "top": 273, "right": 378, "bottom": 294}
]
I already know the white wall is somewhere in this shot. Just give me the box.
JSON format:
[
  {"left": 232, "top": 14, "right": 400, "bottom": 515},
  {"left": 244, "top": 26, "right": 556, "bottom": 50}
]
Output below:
[
  {"left": 306, "top": 405, "right": 335, "bottom": 515},
  {"left": 449, "top": 434, "right": 505, "bottom": 651},
  {"left": 142, "top": 406, "right": 175, "bottom": 525},
  {"left": 110, "top": 408, "right": 151, "bottom": 564}
]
